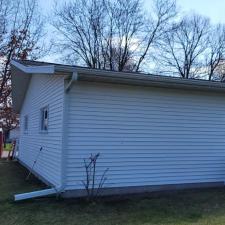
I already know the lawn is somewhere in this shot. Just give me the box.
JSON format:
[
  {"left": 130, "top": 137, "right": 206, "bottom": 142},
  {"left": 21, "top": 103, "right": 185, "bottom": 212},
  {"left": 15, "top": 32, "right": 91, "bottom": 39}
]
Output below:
[
  {"left": 2, "top": 143, "right": 13, "bottom": 151},
  {"left": 1, "top": 161, "right": 225, "bottom": 225}
]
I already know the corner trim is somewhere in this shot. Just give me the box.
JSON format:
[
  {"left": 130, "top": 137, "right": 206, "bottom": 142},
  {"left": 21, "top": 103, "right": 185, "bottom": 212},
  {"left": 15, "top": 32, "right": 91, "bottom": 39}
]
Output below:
[{"left": 60, "top": 80, "right": 70, "bottom": 191}]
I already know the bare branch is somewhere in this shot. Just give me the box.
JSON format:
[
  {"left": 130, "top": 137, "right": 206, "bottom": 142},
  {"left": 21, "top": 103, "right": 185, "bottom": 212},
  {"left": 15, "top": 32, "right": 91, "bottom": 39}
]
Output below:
[
  {"left": 81, "top": 153, "right": 109, "bottom": 201},
  {"left": 204, "top": 24, "right": 225, "bottom": 81},
  {"left": 0, "top": 0, "right": 46, "bottom": 131},
  {"left": 158, "top": 14, "right": 210, "bottom": 79}
]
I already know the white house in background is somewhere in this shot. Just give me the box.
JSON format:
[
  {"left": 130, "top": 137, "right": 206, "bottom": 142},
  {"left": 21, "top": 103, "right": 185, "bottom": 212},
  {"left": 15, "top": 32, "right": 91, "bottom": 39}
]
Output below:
[
  {"left": 9, "top": 127, "right": 20, "bottom": 141},
  {"left": 11, "top": 59, "right": 225, "bottom": 199}
]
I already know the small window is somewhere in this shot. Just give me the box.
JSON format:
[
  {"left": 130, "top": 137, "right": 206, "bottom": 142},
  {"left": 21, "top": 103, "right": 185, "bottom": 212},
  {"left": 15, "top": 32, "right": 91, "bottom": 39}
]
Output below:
[
  {"left": 24, "top": 115, "right": 28, "bottom": 133},
  {"left": 40, "top": 106, "right": 49, "bottom": 132}
]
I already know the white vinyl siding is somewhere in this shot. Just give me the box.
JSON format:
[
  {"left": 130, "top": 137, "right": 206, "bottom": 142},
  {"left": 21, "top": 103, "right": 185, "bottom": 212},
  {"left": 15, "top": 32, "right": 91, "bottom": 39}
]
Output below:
[
  {"left": 19, "top": 74, "right": 65, "bottom": 187},
  {"left": 65, "top": 81, "right": 225, "bottom": 190},
  {"left": 23, "top": 115, "right": 28, "bottom": 133}
]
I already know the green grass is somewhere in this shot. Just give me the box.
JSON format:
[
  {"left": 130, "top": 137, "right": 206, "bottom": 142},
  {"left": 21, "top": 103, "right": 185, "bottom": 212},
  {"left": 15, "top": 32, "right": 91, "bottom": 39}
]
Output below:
[
  {"left": 1, "top": 160, "right": 225, "bottom": 225},
  {"left": 2, "top": 143, "right": 13, "bottom": 151}
]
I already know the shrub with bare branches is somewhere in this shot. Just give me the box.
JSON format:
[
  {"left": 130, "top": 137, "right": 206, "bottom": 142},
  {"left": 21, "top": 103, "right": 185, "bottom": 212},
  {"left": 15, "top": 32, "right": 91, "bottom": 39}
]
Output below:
[{"left": 82, "top": 153, "right": 109, "bottom": 201}]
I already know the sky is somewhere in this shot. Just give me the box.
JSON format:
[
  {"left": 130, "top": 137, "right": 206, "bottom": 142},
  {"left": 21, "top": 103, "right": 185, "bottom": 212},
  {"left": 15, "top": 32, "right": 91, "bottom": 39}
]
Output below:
[
  {"left": 38, "top": 0, "right": 225, "bottom": 62},
  {"left": 39, "top": 0, "right": 225, "bottom": 24},
  {"left": 175, "top": 0, "right": 225, "bottom": 24}
]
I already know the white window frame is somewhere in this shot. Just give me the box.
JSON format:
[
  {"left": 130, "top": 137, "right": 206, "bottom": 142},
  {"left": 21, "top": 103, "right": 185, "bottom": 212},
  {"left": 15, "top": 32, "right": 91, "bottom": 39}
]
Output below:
[{"left": 40, "top": 106, "right": 49, "bottom": 133}]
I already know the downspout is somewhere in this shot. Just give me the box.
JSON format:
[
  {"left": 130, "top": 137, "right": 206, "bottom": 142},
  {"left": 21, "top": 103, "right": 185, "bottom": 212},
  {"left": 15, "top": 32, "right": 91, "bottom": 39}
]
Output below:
[
  {"left": 14, "top": 187, "right": 60, "bottom": 201},
  {"left": 14, "top": 71, "right": 79, "bottom": 202},
  {"left": 59, "top": 70, "right": 78, "bottom": 194},
  {"left": 65, "top": 71, "right": 78, "bottom": 92}
]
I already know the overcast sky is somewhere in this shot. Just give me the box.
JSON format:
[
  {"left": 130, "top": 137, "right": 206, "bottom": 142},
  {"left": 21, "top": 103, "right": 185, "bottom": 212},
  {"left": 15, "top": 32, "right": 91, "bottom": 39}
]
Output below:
[{"left": 39, "top": 0, "right": 225, "bottom": 24}]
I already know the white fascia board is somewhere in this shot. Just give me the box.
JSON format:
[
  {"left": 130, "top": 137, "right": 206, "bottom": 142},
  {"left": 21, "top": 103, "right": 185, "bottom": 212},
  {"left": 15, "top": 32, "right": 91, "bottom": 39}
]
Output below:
[{"left": 11, "top": 60, "right": 55, "bottom": 74}]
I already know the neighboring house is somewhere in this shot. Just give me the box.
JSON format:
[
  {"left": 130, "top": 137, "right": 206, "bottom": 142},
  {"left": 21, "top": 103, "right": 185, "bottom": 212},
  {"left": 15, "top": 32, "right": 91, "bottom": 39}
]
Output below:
[
  {"left": 9, "top": 127, "right": 20, "bottom": 158},
  {"left": 9, "top": 127, "right": 20, "bottom": 141},
  {"left": 11, "top": 59, "right": 225, "bottom": 198}
]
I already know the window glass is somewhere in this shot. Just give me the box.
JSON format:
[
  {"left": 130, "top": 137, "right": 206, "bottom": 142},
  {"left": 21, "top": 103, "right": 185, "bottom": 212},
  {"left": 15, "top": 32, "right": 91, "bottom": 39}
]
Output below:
[{"left": 40, "top": 106, "right": 49, "bottom": 132}]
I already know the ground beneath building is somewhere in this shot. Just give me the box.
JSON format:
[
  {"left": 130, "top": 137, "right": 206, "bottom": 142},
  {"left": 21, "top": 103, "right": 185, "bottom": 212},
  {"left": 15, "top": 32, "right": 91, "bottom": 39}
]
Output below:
[{"left": 1, "top": 160, "right": 225, "bottom": 225}]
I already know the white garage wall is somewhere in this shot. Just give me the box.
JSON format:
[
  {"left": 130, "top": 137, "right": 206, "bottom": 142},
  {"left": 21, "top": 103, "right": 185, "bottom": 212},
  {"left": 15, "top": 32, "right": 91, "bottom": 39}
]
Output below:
[
  {"left": 65, "top": 81, "right": 225, "bottom": 190},
  {"left": 19, "top": 74, "right": 65, "bottom": 187}
]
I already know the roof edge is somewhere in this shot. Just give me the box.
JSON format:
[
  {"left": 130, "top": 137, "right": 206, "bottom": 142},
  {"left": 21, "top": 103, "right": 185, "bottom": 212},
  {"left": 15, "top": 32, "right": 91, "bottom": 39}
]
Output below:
[
  {"left": 11, "top": 59, "right": 225, "bottom": 94},
  {"left": 51, "top": 64, "right": 225, "bottom": 92},
  {"left": 11, "top": 60, "right": 55, "bottom": 74}
]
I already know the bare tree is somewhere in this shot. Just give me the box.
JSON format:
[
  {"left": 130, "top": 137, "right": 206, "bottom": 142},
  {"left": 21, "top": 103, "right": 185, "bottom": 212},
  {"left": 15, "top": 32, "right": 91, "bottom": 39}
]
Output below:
[
  {"left": 104, "top": 0, "right": 144, "bottom": 71},
  {"left": 0, "top": 0, "right": 45, "bottom": 131},
  {"left": 158, "top": 14, "right": 210, "bottom": 79},
  {"left": 53, "top": 0, "right": 176, "bottom": 72},
  {"left": 134, "top": 0, "right": 176, "bottom": 72},
  {"left": 0, "top": 102, "right": 19, "bottom": 131},
  {"left": 53, "top": 0, "right": 144, "bottom": 71},
  {"left": 53, "top": 0, "right": 107, "bottom": 69},
  {"left": 204, "top": 24, "right": 225, "bottom": 81}
]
